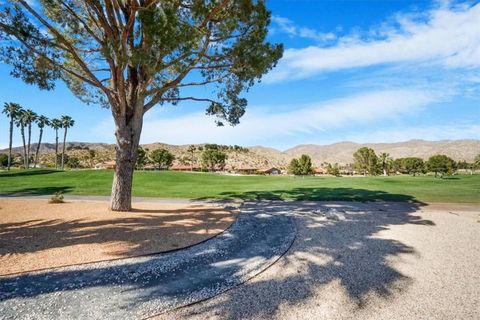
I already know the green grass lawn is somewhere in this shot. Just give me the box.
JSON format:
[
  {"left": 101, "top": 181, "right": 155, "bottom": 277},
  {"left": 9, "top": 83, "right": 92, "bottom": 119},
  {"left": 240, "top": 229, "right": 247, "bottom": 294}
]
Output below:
[{"left": 0, "top": 169, "right": 479, "bottom": 203}]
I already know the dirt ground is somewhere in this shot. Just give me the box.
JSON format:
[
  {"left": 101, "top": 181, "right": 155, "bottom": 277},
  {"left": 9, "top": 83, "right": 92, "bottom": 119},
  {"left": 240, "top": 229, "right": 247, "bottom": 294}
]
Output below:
[{"left": 0, "top": 198, "right": 237, "bottom": 275}]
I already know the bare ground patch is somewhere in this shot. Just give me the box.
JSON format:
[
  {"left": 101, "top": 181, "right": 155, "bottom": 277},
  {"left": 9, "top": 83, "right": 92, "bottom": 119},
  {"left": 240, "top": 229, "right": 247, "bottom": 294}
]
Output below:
[{"left": 0, "top": 199, "right": 237, "bottom": 275}]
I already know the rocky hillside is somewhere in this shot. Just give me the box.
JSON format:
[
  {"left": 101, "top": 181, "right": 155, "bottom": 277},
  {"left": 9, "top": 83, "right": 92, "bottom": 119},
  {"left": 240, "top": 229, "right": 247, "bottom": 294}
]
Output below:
[
  {"left": 2, "top": 139, "right": 479, "bottom": 168},
  {"left": 282, "top": 139, "right": 480, "bottom": 165}
]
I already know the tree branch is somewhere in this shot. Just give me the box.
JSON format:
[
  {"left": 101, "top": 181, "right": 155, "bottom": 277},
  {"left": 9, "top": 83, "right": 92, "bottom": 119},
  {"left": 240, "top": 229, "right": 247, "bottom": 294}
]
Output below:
[
  {"left": 17, "top": 0, "right": 111, "bottom": 94},
  {"left": 9, "top": 34, "right": 100, "bottom": 88},
  {"left": 57, "top": 0, "right": 104, "bottom": 45},
  {"left": 166, "top": 97, "right": 217, "bottom": 103}
]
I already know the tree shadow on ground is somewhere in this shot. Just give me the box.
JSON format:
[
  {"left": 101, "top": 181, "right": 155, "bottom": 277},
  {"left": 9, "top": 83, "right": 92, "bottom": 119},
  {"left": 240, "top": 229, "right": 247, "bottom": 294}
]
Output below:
[
  {"left": 0, "top": 188, "right": 434, "bottom": 320},
  {"left": 0, "top": 186, "right": 73, "bottom": 196},
  {"left": 0, "top": 169, "right": 59, "bottom": 178},
  {"left": 173, "top": 191, "right": 433, "bottom": 319},
  {"left": 197, "top": 187, "right": 418, "bottom": 202},
  {"left": 0, "top": 205, "right": 233, "bottom": 274}
]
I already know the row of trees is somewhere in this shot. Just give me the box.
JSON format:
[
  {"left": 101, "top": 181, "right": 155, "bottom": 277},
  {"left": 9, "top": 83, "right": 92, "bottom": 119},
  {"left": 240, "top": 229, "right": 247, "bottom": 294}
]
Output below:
[
  {"left": 135, "top": 147, "right": 229, "bottom": 172},
  {"left": 284, "top": 148, "right": 479, "bottom": 177},
  {"left": 2, "top": 102, "right": 74, "bottom": 170},
  {"left": 353, "top": 147, "right": 479, "bottom": 177}
]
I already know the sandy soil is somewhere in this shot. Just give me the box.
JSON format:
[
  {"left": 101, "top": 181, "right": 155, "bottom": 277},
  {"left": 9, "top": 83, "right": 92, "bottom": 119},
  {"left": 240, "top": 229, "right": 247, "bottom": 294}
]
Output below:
[{"left": 0, "top": 198, "right": 236, "bottom": 275}]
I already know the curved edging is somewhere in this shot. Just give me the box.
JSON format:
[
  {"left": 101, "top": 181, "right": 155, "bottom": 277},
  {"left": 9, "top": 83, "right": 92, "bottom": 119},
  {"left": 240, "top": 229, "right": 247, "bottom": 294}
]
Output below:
[{"left": 0, "top": 210, "right": 297, "bottom": 320}]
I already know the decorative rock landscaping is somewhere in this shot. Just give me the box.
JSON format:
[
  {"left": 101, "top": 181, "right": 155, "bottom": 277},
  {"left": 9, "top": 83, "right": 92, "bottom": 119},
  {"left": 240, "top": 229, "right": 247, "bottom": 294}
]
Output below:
[{"left": 0, "top": 210, "right": 296, "bottom": 319}]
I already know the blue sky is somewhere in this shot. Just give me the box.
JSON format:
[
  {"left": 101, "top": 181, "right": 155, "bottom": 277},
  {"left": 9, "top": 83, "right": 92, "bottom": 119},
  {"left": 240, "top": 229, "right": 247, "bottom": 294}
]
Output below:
[{"left": 1, "top": 0, "right": 479, "bottom": 150}]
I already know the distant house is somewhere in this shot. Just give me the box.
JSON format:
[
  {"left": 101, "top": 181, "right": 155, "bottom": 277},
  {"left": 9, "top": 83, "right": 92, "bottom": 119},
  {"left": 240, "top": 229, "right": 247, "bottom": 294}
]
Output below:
[
  {"left": 314, "top": 167, "right": 327, "bottom": 175},
  {"left": 258, "top": 167, "right": 281, "bottom": 175},
  {"left": 94, "top": 160, "right": 116, "bottom": 170},
  {"left": 170, "top": 164, "right": 200, "bottom": 171},
  {"left": 235, "top": 166, "right": 259, "bottom": 174}
]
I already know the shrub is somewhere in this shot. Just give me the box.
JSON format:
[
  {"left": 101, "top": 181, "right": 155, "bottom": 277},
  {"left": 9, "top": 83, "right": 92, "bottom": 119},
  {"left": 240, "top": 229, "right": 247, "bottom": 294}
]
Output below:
[
  {"left": 49, "top": 192, "right": 65, "bottom": 204},
  {"left": 0, "top": 153, "right": 8, "bottom": 167}
]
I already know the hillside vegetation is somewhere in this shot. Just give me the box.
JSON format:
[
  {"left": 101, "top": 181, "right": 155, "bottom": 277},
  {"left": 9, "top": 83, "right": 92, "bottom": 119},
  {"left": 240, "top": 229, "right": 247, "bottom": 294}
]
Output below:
[{"left": 2, "top": 139, "right": 479, "bottom": 168}]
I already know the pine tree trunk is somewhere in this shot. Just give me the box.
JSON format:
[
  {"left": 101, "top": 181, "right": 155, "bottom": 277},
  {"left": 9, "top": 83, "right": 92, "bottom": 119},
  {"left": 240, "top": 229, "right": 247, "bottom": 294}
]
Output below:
[
  {"left": 55, "top": 130, "right": 59, "bottom": 169},
  {"left": 7, "top": 117, "right": 13, "bottom": 170},
  {"left": 34, "top": 128, "right": 43, "bottom": 168},
  {"left": 110, "top": 145, "right": 136, "bottom": 211},
  {"left": 109, "top": 100, "right": 144, "bottom": 212},
  {"left": 61, "top": 128, "right": 67, "bottom": 170}
]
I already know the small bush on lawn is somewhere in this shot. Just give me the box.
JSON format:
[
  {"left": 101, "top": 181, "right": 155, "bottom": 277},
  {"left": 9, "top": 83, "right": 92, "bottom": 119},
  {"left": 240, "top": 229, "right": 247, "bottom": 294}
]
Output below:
[{"left": 49, "top": 192, "right": 64, "bottom": 204}]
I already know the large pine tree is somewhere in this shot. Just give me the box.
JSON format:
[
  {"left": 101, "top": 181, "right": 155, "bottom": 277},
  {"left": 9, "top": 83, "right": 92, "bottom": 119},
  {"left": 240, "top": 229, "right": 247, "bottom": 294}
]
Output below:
[{"left": 0, "top": 1, "right": 282, "bottom": 210}]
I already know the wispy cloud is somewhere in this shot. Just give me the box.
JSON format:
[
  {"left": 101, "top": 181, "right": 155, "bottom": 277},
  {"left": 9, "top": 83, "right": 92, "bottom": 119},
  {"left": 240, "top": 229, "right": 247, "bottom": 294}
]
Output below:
[
  {"left": 92, "top": 89, "right": 438, "bottom": 148},
  {"left": 266, "top": 2, "right": 480, "bottom": 83},
  {"left": 271, "top": 16, "right": 336, "bottom": 43}
]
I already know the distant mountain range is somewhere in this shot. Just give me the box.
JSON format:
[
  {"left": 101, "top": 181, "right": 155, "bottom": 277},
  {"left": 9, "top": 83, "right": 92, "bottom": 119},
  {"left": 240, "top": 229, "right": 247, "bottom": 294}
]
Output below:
[
  {"left": 278, "top": 139, "right": 480, "bottom": 165},
  {"left": 2, "top": 139, "right": 479, "bottom": 167}
]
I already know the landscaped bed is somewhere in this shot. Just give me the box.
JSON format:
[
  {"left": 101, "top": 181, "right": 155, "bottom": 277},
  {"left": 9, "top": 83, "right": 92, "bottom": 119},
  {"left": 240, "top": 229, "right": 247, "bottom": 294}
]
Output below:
[{"left": 0, "top": 198, "right": 237, "bottom": 275}]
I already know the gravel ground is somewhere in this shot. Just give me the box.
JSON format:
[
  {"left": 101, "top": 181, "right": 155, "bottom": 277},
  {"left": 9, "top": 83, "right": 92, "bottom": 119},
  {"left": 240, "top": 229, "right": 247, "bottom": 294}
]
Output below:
[
  {"left": 158, "top": 201, "right": 480, "bottom": 320},
  {"left": 1, "top": 200, "right": 478, "bottom": 320},
  {"left": 0, "top": 198, "right": 236, "bottom": 274},
  {"left": 0, "top": 210, "right": 296, "bottom": 319}
]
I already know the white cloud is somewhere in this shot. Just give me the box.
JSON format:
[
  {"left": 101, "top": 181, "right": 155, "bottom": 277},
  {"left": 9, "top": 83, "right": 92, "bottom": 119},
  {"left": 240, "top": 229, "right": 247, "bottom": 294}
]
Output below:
[
  {"left": 271, "top": 16, "right": 336, "bottom": 43},
  {"left": 266, "top": 3, "right": 480, "bottom": 82},
  {"left": 92, "top": 89, "right": 438, "bottom": 148}
]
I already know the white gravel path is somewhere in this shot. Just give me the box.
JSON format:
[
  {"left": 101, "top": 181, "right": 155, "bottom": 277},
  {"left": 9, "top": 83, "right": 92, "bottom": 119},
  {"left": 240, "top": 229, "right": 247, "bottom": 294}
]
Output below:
[{"left": 158, "top": 201, "right": 480, "bottom": 320}]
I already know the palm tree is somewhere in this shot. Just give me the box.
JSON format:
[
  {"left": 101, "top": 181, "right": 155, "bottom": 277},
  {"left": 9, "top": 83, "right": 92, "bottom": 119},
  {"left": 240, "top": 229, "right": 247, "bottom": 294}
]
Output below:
[
  {"left": 22, "top": 109, "right": 38, "bottom": 169},
  {"left": 60, "top": 115, "right": 74, "bottom": 170},
  {"left": 50, "top": 118, "right": 62, "bottom": 169},
  {"left": 2, "top": 102, "right": 22, "bottom": 170},
  {"left": 34, "top": 115, "right": 50, "bottom": 168},
  {"left": 379, "top": 152, "right": 392, "bottom": 176},
  {"left": 14, "top": 109, "right": 28, "bottom": 169}
]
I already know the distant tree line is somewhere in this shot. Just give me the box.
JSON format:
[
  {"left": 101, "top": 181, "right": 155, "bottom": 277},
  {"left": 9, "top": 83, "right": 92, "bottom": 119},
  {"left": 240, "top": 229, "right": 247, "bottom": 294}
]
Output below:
[
  {"left": 1, "top": 102, "right": 74, "bottom": 170},
  {"left": 282, "top": 148, "right": 480, "bottom": 178},
  {"left": 134, "top": 145, "right": 231, "bottom": 172},
  {"left": 351, "top": 147, "right": 477, "bottom": 177},
  {"left": 202, "top": 144, "right": 248, "bottom": 153}
]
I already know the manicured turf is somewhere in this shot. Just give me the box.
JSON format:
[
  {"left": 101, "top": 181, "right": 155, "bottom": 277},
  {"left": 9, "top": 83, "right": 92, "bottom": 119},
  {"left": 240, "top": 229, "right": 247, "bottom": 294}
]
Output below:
[{"left": 0, "top": 169, "right": 479, "bottom": 203}]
